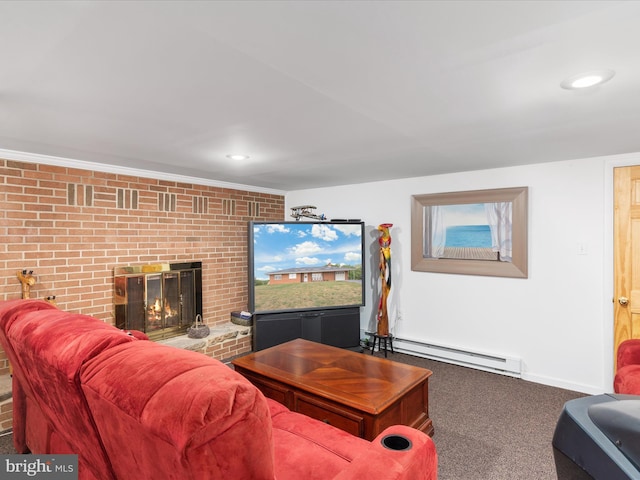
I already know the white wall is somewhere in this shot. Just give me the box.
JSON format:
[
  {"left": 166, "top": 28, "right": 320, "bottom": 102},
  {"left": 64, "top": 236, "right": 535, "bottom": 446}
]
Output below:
[{"left": 286, "top": 154, "right": 637, "bottom": 394}]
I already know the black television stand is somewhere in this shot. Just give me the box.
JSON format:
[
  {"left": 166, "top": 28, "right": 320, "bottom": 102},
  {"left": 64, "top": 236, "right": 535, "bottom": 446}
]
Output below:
[{"left": 252, "top": 307, "right": 361, "bottom": 351}]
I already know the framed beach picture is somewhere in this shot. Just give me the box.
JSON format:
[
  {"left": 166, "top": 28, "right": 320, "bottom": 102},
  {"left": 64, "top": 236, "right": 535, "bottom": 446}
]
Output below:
[{"left": 411, "top": 187, "right": 528, "bottom": 278}]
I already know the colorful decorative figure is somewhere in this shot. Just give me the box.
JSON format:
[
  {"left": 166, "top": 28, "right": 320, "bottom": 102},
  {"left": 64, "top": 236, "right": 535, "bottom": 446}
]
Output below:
[{"left": 377, "top": 223, "right": 393, "bottom": 336}]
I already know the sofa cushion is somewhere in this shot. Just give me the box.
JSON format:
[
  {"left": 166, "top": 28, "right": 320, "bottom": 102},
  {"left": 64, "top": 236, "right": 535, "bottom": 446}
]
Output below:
[
  {"left": 0, "top": 299, "right": 57, "bottom": 334},
  {"left": 615, "top": 364, "right": 640, "bottom": 394},
  {"left": 80, "top": 341, "right": 276, "bottom": 480},
  {"left": 267, "top": 401, "right": 438, "bottom": 480},
  {"left": 267, "top": 399, "right": 373, "bottom": 480}
]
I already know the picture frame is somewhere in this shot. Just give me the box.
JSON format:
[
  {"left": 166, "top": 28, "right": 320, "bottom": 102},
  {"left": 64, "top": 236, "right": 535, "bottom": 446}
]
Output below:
[{"left": 411, "top": 187, "right": 528, "bottom": 278}]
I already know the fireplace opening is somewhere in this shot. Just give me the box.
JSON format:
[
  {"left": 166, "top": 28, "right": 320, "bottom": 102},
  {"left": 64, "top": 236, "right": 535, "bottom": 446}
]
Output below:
[{"left": 114, "top": 262, "right": 202, "bottom": 341}]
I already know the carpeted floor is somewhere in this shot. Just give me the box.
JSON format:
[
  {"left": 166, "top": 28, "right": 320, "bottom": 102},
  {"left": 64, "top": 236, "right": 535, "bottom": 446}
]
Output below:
[
  {"left": 0, "top": 351, "right": 585, "bottom": 479},
  {"left": 0, "top": 430, "right": 13, "bottom": 453},
  {"left": 380, "top": 352, "right": 585, "bottom": 480}
]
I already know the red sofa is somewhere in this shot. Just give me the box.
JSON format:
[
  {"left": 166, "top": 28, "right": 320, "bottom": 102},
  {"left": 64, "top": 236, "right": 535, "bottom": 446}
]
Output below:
[
  {"left": 614, "top": 338, "right": 640, "bottom": 394},
  {"left": 0, "top": 299, "right": 437, "bottom": 480}
]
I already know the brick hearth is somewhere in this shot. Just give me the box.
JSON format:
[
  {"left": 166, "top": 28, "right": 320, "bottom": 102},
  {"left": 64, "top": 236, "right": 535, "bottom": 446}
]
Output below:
[{"left": 158, "top": 322, "right": 252, "bottom": 358}]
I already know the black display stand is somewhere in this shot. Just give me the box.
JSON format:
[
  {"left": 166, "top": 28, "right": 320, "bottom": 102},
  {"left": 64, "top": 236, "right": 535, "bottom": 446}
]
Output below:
[{"left": 253, "top": 307, "right": 361, "bottom": 351}]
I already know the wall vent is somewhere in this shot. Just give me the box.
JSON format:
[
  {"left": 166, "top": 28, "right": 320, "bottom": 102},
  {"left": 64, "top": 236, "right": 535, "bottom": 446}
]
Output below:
[
  {"left": 392, "top": 337, "right": 522, "bottom": 377},
  {"left": 193, "top": 196, "right": 208, "bottom": 214},
  {"left": 248, "top": 201, "right": 260, "bottom": 217},
  {"left": 222, "top": 198, "right": 236, "bottom": 216},
  {"left": 117, "top": 189, "right": 138, "bottom": 209},
  {"left": 67, "top": 184, "right": 93, "bottom": 206},
  {"left": 158, "top": 192, "right": 176, "bottom": 212}
]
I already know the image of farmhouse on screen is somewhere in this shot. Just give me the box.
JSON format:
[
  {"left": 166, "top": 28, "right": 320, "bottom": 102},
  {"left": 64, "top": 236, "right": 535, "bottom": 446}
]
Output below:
[
  {"left": 430, "top": 203, "right": 512, "bottom": 261},
  {"left": 248, "top": 221, "right": 365, "bottom": 314}
]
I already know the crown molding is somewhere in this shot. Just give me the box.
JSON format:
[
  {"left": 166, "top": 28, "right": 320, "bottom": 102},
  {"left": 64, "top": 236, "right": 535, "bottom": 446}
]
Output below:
[{"left": 0, "top": 148, "right": 286, "bottom": 196}]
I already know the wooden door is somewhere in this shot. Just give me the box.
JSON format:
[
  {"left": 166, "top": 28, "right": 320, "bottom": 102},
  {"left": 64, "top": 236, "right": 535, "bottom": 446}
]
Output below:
[{"left": 613, "top": 165, "right": 640, "bottom": 368}]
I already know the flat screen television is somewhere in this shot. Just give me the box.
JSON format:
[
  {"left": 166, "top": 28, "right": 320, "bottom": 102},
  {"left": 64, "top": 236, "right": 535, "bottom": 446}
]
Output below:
[{"left": 248, "top": 221, "right": 365, "bottom": 314}]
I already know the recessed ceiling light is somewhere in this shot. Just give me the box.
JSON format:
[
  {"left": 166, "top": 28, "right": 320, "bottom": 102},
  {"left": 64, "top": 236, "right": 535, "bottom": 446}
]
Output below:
[
  {"left": 560, "top": 69, "right": 615, "bottom": 90},
  {"left": 227, "top": 154, "right": 250, "bottom": 161}
]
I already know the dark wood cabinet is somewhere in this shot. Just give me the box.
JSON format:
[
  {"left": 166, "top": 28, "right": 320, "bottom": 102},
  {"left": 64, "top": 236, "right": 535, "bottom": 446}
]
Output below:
[{"left": 253, "top": 307, "right": 360, "bottom": 351}]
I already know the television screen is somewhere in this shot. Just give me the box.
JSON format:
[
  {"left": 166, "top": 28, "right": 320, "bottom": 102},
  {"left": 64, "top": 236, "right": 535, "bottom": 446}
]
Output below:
[{"left": 248, "top": 221, "right": 365, "bottom": 314}]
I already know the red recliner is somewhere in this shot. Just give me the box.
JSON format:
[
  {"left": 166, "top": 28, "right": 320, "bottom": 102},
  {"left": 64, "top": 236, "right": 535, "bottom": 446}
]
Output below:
[{"left": 614, "top": 339, "right": 640, "bottom": 394}]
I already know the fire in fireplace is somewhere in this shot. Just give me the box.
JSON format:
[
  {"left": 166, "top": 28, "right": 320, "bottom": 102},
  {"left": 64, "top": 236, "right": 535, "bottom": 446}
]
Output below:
[{"left": 114, "top": 262, "right": 202, "bottom": 341}]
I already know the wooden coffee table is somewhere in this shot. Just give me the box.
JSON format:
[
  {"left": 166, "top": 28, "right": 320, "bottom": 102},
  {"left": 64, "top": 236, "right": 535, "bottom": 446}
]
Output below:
[{"left": 232, "top": 338, "right": 433, "bottom": 440}]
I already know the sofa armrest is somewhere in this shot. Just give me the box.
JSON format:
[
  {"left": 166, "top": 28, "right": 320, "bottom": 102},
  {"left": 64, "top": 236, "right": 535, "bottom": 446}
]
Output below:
[
  {"left": 332, "top": 425, "right": 437, "bottom": 480},
  {"left": 618, "top": 339, "right": 640, "bottom": 369}
]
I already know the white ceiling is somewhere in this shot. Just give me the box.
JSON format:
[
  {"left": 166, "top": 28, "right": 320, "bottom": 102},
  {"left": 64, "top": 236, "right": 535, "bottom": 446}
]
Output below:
[{"left": 2, "top": 1, "right": 639, "bottom": 192}]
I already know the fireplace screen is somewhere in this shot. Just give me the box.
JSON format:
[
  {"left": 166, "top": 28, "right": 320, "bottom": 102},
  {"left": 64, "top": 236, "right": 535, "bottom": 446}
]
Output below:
[{"left": 114, "top": 262, "right": 202, "bottom": 340}]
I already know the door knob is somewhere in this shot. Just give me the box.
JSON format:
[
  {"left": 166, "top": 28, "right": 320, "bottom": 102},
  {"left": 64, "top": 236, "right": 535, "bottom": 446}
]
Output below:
[{"left": 619, "top": 297, "right": 629, "bottom": 306}]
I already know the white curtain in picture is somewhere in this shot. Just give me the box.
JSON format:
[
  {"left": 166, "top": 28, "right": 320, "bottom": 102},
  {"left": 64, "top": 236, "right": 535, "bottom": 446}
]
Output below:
[
  {"left": 485, "top": 202, "right": 512, "bottom": 262},
  {"left": 428, "top": 206, "right": 446, "bottom": 258}
]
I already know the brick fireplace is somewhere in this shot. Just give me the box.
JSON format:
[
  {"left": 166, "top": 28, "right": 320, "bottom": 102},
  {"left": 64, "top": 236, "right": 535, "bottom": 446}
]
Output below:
[{"left": 0, "top": 157, "right": 285, "bottom": 396}]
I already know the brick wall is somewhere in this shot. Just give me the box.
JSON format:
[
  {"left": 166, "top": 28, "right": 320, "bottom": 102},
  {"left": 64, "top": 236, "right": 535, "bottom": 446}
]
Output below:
[
  {"left": 0, "top": 398, "right": 11, "bottom": 433},
  {"left": 0, "top": 158, "right": 285, "bottom": 370},
  {"left": 0, "top": 349, "right": 6, "bottom": 378}
]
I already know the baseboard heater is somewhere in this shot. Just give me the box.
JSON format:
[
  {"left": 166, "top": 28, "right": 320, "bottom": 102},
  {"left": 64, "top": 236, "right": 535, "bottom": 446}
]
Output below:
[{"left": 392, "top": 337, "right": 522, "bottom": 377}]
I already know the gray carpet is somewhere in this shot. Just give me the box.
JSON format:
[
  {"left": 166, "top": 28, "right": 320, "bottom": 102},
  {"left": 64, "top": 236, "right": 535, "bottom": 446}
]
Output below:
[
  {"left": 0, "top": 430, "right": 13, "bottom": 453},
  {"left": 379, "top": 352, "right": 585, "bottom": 480},
  {"left": 0, "top": 352, "right": 585, "bottom": 479}
]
